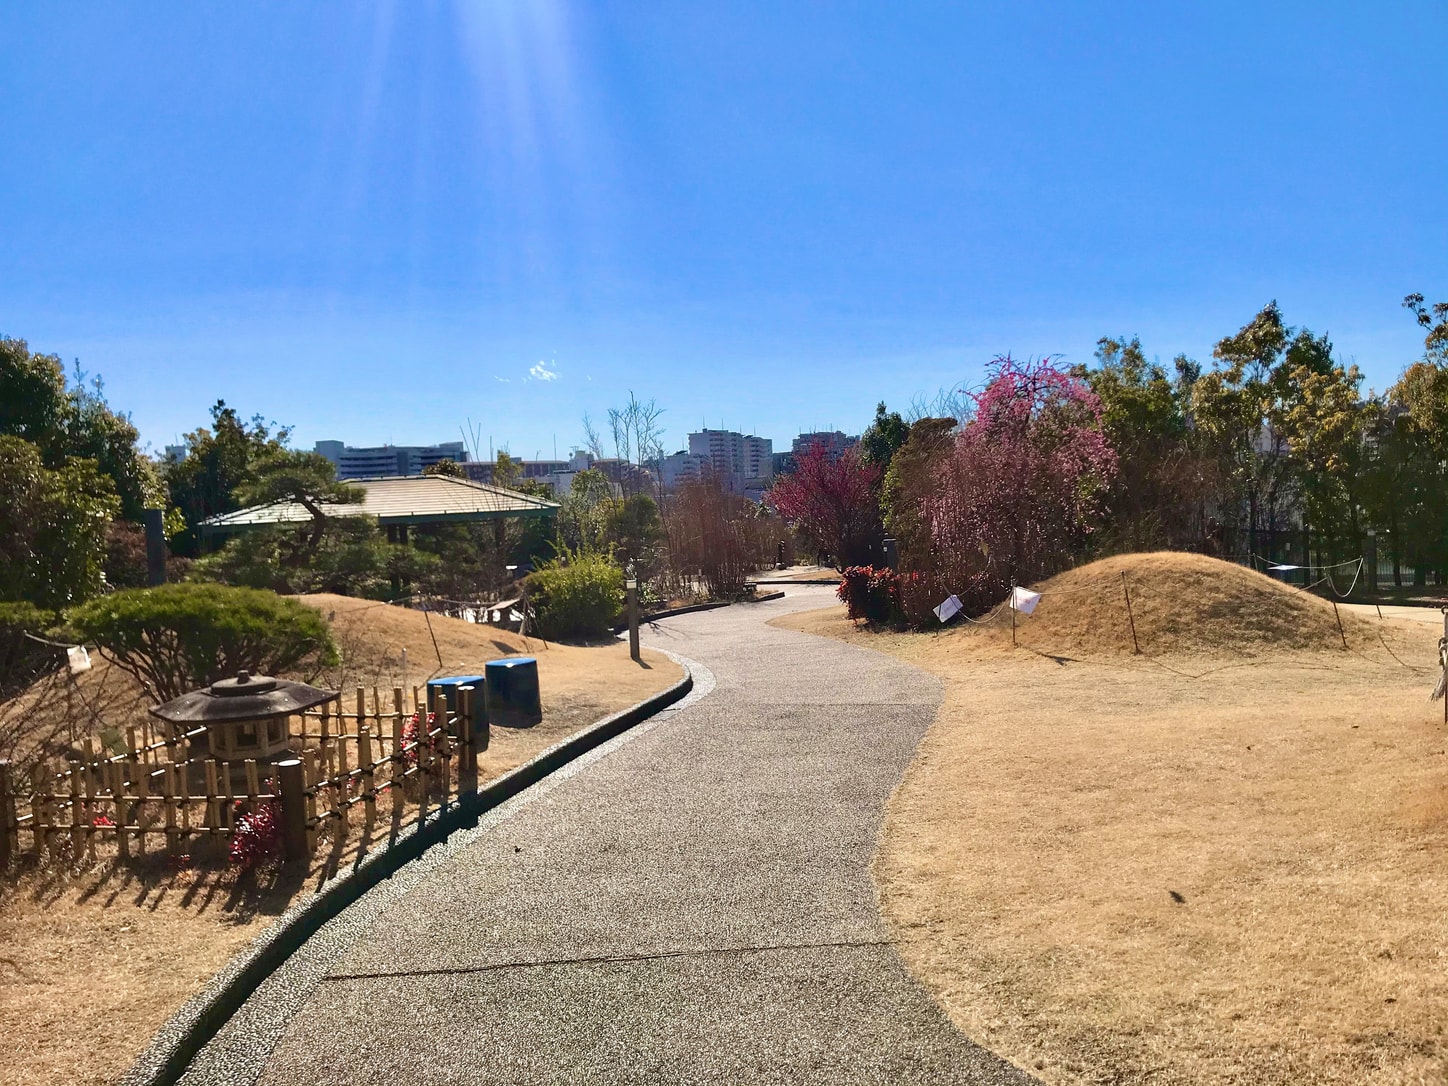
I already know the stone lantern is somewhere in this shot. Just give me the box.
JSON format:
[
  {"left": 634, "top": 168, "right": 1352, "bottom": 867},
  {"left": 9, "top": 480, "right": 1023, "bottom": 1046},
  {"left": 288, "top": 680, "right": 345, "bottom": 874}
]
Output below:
[{"left": 150, "top": 670, "right": 338, "bottom": 764}]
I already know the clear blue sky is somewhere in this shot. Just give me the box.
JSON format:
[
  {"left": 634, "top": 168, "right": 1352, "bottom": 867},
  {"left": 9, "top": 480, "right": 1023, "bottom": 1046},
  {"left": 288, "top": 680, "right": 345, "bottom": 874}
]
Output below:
[{"left": 3, "top": 2, "right": 1444, "bottom": 459}]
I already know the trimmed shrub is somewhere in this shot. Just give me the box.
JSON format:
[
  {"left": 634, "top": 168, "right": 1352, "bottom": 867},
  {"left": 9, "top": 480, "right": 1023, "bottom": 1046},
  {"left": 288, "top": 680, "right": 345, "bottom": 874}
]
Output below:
[
  {"left": 68, "top": 583, "right": 338, "bottom": 701},
  {"left": 526, "top": 552, "right": 623, "bottom": 641}
]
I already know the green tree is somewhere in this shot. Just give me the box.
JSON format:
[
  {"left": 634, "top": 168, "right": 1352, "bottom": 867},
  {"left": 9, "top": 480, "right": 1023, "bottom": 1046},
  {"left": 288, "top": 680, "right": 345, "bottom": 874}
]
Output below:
[
  {"left": 1378, "top": 361, "right": 1448, "bottom": 581},
  {"left": 0, "top": 338, "right": 70, "bottom": 451},
  {"left": 556, "top": 469, "right": 616, "bottom": 555},
  {"left": 492, "top": 450, "right": 524, "bottom": 489},
  {"left": 0, "top": 337, "right": 160, "bottom": 520},
  {"left": 606, "top": 492, "right": 665, "bottom": 579},
  {"left": 0, "top": 436, "right": 121, "bottom": 608},
  {"left": 234, "top": 448, "right": 361, "bottom": 561},
  {"left": 1404, "top": 293, "right": 1448, "bottom": 365},
  {"left": 1079, "top": 337, "right": 1202, "bottom": 550},
  {"left": 859, "top": 402, "right": 910, "bottom": 474},
  {"left": 881, "top": 417, "right": 956, "bottom": 563},
  {"left": 1267, "top": 330, "right": 1370, "bottom": 553},
  {"left": 164, "top": 401, "right": 293, "bottom": 554},
  {"left": 422, "top": 458, "right": 466, "bottom": 478},
  {"left": 1191, "top": 302, "right": 1297, "bottom": 556}
]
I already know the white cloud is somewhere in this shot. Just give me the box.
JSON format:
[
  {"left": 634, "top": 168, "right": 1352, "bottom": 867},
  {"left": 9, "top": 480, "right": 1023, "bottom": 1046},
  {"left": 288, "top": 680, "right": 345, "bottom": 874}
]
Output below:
[
  {"left": 528, "top": 360, "right": 560, "bottom": 382},
  {"left": 494, "top": 376, "right": 511, "bottom": 383}
]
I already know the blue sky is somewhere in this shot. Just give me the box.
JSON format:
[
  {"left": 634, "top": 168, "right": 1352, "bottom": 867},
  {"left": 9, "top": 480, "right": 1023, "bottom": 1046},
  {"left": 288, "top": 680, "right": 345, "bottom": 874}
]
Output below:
[{"left": 2, "top": 2, "right": 1444, "bottom": 459}]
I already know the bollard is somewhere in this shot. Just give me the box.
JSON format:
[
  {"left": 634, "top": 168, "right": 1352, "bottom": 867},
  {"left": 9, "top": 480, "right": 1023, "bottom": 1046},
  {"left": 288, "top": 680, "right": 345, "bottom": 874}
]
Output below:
[
  {"left": 277, "top": 759, "right": 308, "bottom": 863},
  {"left": 626, "top": 578, "right": 640, "bottom": 662}
]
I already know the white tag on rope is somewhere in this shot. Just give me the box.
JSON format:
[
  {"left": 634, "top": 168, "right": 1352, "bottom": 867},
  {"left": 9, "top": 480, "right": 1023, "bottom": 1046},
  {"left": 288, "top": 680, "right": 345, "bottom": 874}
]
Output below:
[
  {"left": 67, "top": 645, "right": 92, "bottom": 674},
  {"left": 1010, "top": 586, "right": 1042, "bottom": 615},
  {"left": 934, "top": 595, "right": 962, "bottom": 623}
]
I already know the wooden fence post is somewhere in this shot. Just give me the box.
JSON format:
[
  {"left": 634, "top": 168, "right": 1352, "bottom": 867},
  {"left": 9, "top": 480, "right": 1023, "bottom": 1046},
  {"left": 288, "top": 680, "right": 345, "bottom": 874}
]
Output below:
[
  {"left": 0, "top": 760, "right": 14, "bottom": 868},
  {"left": 359, "top": 724, "right": 376, "bottom": 829},
  {"left": 457, "top": 685, "right": 478, "bottom": 795},
  {"left": 277, "top": 758, "right": 308, "bottom": 863},
  {"left": 163, "top": 764, "right": 179, "bottom": 855},
  {"left": 31, "top": 764, "right": 49, "bottom": 858},
  {"left": 391, "top": 710, "right": 405, "bottom": 813},
  {"left": 69, "top": 767, "right": 83, "bottom": 858}
]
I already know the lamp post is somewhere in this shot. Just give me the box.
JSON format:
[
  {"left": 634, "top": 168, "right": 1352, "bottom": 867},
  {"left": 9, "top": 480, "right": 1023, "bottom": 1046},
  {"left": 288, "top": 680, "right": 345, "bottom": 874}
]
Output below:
[{"left": 625, "top": 561, "right": 640, "bottom": 662}]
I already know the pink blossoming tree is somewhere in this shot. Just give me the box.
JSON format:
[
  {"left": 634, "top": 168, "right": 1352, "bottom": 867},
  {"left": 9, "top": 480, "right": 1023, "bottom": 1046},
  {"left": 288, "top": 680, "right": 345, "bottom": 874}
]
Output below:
[
  {"left": 920, "top": 354, "right": 1117, "bottom": 614},
  {"left": 766, "top": 442, "right": 883, "bottom": 570}
]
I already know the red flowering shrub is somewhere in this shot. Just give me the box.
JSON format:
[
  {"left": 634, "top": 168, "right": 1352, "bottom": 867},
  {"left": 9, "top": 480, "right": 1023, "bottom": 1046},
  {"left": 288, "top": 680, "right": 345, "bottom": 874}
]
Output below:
[
  {"left": 229, "top": 800, "right": 281, "bottom": 868},
  {"left": 838, "top": 566, "right": 890, "bottom": 623},
  {"left": 839, "top": 566, "right": 940, "bottom": 628},
  {"left": 401, "top": 710, "right": 440, "bottom": 768}
]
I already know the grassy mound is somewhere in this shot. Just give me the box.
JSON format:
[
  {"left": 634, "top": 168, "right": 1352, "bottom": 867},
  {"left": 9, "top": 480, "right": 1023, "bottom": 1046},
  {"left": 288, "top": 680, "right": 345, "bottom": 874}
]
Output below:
[{"left": 1013, "top": 551, "right": 1369, "bottom": 657}]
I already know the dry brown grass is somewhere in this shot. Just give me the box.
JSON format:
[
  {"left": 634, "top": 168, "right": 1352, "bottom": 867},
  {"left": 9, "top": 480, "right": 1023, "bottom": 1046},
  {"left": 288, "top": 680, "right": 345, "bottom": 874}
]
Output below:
[
  {"left": 774, "top": 552, "right": 1448, "bottom": 1086},
  {"left": 0, "top": 596, "right": 681, "bottom": 1086}
]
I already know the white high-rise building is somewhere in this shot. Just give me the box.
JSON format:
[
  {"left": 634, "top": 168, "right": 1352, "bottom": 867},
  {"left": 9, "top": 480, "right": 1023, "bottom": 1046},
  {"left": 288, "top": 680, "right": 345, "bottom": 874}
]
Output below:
[
  {"left": 683, "top": 429, "right": 774, "bottom": 495},
  {"left": 791, "top": 431, "right": 858, "bottom": 461},
  {"left": 314, "top": 440, "right": 468, "bottom": 480}
]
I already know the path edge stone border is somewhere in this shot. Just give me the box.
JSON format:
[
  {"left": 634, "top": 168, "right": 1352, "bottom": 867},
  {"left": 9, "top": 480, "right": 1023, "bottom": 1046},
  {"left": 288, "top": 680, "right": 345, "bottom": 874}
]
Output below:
[{"left": 120, "top": 663, "right": 695, "bottom": 1086}]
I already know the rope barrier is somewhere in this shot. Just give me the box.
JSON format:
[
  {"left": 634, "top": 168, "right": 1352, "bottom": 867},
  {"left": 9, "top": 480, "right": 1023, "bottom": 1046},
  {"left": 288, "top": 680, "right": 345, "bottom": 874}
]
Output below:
[{"left": 22, "top": 631, "right": 84, "bottom": 650}]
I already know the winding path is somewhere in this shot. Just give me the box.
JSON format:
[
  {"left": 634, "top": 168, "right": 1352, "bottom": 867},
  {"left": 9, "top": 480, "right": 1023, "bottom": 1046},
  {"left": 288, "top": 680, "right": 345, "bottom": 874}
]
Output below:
[{"left": 179, "top": 586, "right": 1034, "bottom": 1085}]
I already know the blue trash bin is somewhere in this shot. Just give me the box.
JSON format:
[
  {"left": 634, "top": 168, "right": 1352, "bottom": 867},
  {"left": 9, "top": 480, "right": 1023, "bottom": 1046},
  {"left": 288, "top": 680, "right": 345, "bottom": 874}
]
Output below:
[
  {"left": 426, "top": 675, "right": 486, "bottom": 725},
  {"left": 485, "top": 657, "right": 541, "bottom": 728}
]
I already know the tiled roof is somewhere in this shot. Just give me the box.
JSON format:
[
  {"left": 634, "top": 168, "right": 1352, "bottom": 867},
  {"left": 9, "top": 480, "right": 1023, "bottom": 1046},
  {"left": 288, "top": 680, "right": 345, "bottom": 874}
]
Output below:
[{"left": 202, "top": 475, "right": 559, "bottom": 531}]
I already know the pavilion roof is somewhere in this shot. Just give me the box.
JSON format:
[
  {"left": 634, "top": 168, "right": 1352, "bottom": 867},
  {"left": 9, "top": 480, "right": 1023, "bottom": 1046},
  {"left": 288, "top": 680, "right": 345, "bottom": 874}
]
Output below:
[{"left": 201, "top": 474, "right": 558, "bottom": 534}]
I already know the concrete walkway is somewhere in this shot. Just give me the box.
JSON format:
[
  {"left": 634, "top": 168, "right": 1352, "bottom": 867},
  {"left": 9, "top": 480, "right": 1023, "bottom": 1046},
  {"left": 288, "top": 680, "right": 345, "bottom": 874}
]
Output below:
[{"left": 181, "top": 587, "right": 1034, "bottom": 1085}]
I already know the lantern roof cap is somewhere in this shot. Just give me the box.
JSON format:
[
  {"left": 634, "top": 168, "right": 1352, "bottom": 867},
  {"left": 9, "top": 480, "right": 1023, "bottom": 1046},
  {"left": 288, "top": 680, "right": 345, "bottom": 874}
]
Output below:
[{"left": 149, "top": 672, "right": 337, "bottom": 725}]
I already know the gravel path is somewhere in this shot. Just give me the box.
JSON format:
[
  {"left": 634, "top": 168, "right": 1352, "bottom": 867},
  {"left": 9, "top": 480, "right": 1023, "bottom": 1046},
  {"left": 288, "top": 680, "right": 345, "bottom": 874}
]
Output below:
[{"left": 180, "top": 586, "right": 1034, "bottom": 1085}]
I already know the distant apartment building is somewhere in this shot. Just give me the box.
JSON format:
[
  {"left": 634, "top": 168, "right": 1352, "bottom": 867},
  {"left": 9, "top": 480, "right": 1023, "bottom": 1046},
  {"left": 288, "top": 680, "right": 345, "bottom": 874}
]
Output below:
[
  {"left": 463, "top": 451, "right": 652, "bottom": 496},
  {"left": 791, "top": 430, "right": 859, "bottom": 461},
  {"left": 657, "top": 451, "right": 711, "bottom": 491},
  {"left": 314, "top": 440, "right": 467, "bottom": 480},
  {"left": 680, "top": 429, "right": 774, "bottom": 496}
]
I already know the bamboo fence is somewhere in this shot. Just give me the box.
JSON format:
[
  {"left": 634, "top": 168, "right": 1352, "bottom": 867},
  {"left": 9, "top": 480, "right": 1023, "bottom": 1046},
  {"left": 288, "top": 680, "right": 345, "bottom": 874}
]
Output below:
[{"left": 0, "top": 683, "right": 486, "bottom": 869}]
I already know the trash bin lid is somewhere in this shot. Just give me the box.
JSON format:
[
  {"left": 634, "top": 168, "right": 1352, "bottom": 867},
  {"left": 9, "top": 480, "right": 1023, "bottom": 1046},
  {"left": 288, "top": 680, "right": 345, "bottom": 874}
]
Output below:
[{"left": 486, "top": 657, "right": 536, "bottom": 670}]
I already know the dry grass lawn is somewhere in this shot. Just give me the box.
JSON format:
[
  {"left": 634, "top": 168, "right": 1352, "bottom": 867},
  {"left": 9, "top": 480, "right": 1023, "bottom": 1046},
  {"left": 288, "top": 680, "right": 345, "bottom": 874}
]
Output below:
[
  {"left": 774, "top": 553, "right": 1448, "bottom": 1086},
  {"left": 0, "top": 596, "right": 681, "bottom": 1086}
]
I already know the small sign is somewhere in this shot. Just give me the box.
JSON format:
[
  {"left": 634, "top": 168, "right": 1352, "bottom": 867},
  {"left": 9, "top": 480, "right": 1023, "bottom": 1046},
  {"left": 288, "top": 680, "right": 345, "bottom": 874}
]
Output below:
[
  {"left": 1010, "top": 586, "right": 1042, "bottom": 615},
  {"left": 934, "top": 595, "right": 962, "bottom": 623},
  {"left": 67, "top": 645, "right": 92, "bottom": 674}
]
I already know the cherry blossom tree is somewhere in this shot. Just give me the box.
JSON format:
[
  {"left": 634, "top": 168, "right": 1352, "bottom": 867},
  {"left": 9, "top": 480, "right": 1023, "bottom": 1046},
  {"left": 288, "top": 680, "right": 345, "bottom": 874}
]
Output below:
[
  {"left": 766, "top": 442, "right": 882, "bottom": 570},
  {"left": 922, "top": 355, "right": 1116, "bottom": 612}
]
